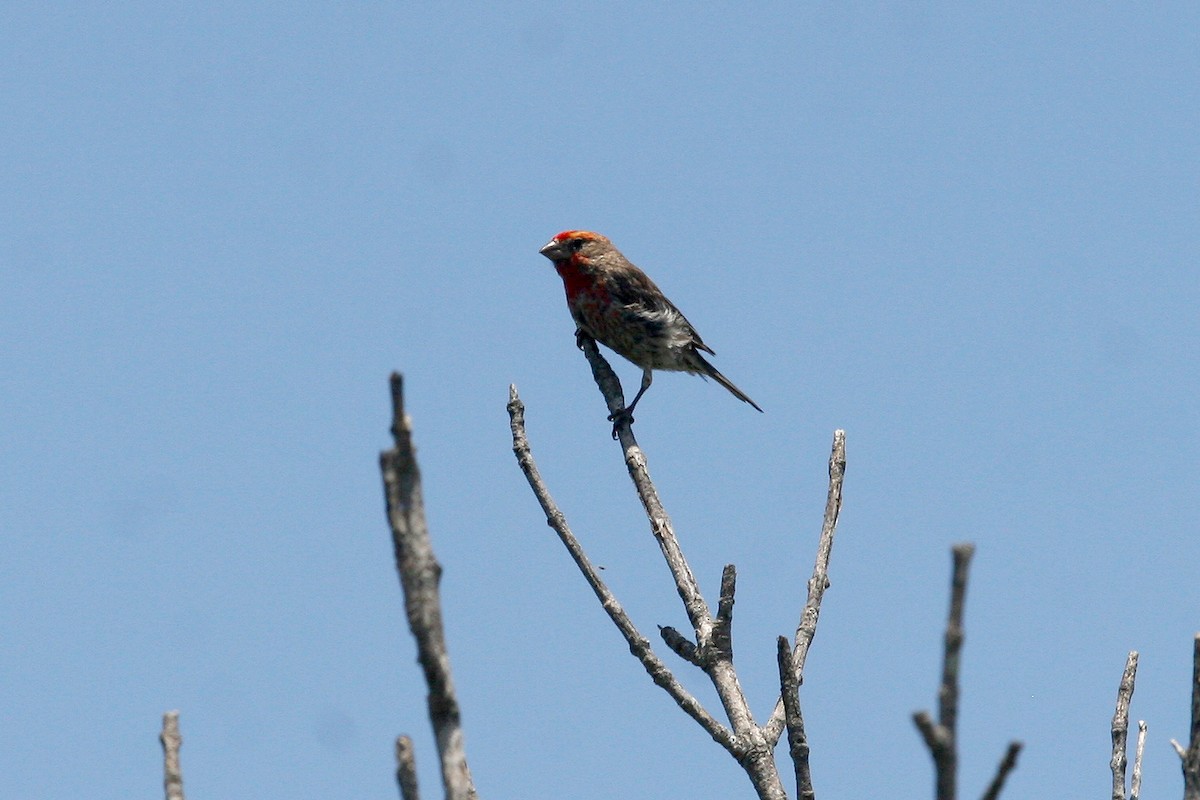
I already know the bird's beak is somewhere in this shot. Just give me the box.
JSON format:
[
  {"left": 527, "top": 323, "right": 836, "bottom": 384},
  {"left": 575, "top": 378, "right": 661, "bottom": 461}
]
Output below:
[{"left": 539, "top": 239, "right": 566, "bottom": 261}]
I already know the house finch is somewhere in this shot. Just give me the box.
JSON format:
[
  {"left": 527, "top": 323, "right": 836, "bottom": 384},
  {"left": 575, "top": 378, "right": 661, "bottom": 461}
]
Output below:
[{"left": 539, "top": 230, "right": 762, "bottom": 429}]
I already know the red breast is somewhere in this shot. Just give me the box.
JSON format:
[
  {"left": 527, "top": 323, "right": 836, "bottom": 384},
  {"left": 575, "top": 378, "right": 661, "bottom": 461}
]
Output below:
[{"left": 556, "top": 254, "right": 607, "bottom": 303}]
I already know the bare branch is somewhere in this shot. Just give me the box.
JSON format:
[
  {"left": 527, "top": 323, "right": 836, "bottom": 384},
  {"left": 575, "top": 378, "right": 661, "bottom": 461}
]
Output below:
[
  {"left": 576, "top": 336, "right": 713, "bottom": 647},
  {"left": 912, "top": 710, "right": 952, "bottom": 776},
  {"left": 1130, "top": 722, "right": 1146, "bottom": 800},
  {"left": 507, "top": 384, "right": 736, "bottom": 753},
  {"left": 777, "top": 637, "right": 815, "bottom": 800},
  {"left": 913, "top": 543, "right": 976, "bottom": 800},
  {"left": 396, "top": 735, "right": 420, "bottom": 800},
  {"left": 940, "top": 545, "right": 972, "bottom": 734},
  {"left": 380, "top": 373, "right": 478, "bottom": 800},
  {"left": 979, "top": 741, "right": 1022, "bottom": 800},
  {"left": 530, "top": 344, "right": 790, "bottom": 797},
  {"left": 159, "top": 711, "right": 185, "bottom": 800},
  {"left": 1175, "top": 633, "right": 1200, "bottom": 800},
  {"left": 711, "top": 565, "right": 737, "bottom": 662},
  {"left": 766, "top": 430, "right": 847, "bottom": 744},
  {"left": 659, "top": 625, "right": 701, "bottom": 667},
  {"left": 1111, "top": 650, "right": 1139, "bottom": 800}
]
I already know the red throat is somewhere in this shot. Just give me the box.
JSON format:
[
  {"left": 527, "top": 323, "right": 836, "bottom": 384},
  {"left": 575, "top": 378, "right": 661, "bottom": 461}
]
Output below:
[{"left": 555, "top": 256, "right": 592, "bottom": 299}]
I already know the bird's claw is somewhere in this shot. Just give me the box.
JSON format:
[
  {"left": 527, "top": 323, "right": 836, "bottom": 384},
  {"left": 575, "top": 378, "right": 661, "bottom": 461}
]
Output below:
[
  {"left": 575, "top": 329, "right": 592, "bottom": 350},
  {"left": 607, "top": 408, "right": 634, "bottom": 439}
]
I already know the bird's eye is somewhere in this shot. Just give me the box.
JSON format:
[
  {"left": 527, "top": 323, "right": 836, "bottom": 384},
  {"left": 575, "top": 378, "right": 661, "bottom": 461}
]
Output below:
[{"left": 569, "top": 238, "right": 585, "bottom": 252}]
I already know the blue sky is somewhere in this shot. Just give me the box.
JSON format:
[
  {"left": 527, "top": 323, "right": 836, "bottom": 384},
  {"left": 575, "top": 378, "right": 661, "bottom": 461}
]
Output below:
[{"left": 2, "top": 3, "right": 1197, "bottom": 798}]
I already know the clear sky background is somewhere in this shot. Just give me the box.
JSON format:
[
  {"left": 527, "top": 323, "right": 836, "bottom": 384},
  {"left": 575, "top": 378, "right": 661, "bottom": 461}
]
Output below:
[{"left": 2, "top": 4, "right": 1197, "bottom": 799}]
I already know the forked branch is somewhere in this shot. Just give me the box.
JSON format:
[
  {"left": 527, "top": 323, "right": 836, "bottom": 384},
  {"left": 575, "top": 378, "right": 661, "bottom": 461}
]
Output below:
[
  {"left": 510, "top": 341, "right": 849, "bottom": 800},
  {"left": 777, "top": 637, "right": 815, "bottom": 800},
  {"left": 1171, "top": 633, "right": 1200, "bottom": 800},
  {"left": 765, "top": 429, "right": 846, "bottom": 745},
  {"left": 913, "top": 544, "right": 1021, "bottom": 800},
  {"left": 507, "top": 385, "right": 736, "bottom": 753},
  {"left": 380, "top": 373, "right": 478, "bottom": 800},
  {"left": 576, "top": 334, "right": 713, "bottom": 649},
  {"left": 572, "top": 339, "right": 775, "bottom": 782}
]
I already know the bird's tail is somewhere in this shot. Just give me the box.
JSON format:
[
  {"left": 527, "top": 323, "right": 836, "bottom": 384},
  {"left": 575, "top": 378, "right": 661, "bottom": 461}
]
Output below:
[{"left": 694, "top": 352, "right": 764, "bottom": 413}]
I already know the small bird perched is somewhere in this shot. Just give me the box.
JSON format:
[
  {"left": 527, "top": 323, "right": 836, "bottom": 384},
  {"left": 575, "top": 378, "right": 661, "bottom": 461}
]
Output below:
[{"left": 539, "top": 230, "right": 762, "bottom": 430}]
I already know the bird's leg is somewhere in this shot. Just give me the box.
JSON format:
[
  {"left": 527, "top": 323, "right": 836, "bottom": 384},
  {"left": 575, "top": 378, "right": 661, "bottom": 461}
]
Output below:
[
  {"left": 608, "top": 368, "right": 653, "bottom": 438},
  {"left": 575, "top": 328, "right": 593, "bottom": 350},
  {"left": 624, "top": 369, "right": 653, "bottom": 417}
]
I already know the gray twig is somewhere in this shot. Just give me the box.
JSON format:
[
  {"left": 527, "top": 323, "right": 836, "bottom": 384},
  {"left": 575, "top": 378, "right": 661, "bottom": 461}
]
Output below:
[
  {"left": 1170, "top": 633, "right": 1200, "bottom": 800},
  {"left": 979, "top": 741, "right": 1022, "bottom": 800},
  {"left": 523, "top": 339, "right": 817, "bottom": 798},
  {"left": 159, "top": 710, "right": 185, "bottom": 800},
  {"left": 913, "top": 543, "right": 976, "bottom": 800},
  {"left": 381, "top": 373, "right": 478, "bottom": 800},
  {"left": 396, "top": 735, "right": 420, "bottom": 800},
  {"left": 659, "top": 625, "right": 701, "bottom": 666},
  {"left": 571, "top": 342, "right": 783, "bottom": 796},
  {"left": 1131, "top": 721, "right": 1146, "bottom": 800},
  {"left": 777, "top": 637, "right": 815, "bottom": 800},
  {"left": 1111, "top": 651, "right": 1139, "bottom": 800},
  {"left": 712, "top": 565, "right": 737, "bottom": 662},
  {"left": 507, "top": 384, "right": 736, "bottom": 753},
  {"left": 765, "top": 430, "right": 847, "bottom": 744},
  {"left": 576, "top": 335, "right": 713, "bottom": 649}
]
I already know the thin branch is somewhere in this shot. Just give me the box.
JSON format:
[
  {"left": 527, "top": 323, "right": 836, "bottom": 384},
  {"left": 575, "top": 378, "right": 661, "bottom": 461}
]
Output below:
[
  {"left": 576, "top": 335, "right": 713, "bottom": 648},
  {"left": 940, "top": 545, "right": 972, "bottom": 736},
  {"left": 380, "top": 373, "right": 478, "bottom": 800},
  {"left": 979, "top": 741, "right": 1022, "bottom": 800},
  {"left": 534, "top": 343, "right": 790, "bottom": 798},
  {"left": 159, "top": 710, "right": 185, "bottom": 800},
  {"left": 396, "top": 735, "right": 420, "bottom": 800},
  {"left": 1130, "top": 722, "right": 1146, "bottom": 800},
  {"left": 711, "top": 565, "right": 737, "bottom": 662},
  {"left": 507, "top": 384, "right": 737, "bottom": 754},
  {"left": 1172, "top": 633, "right": 1200, "bottom": 800},
  {"left": 572, "top": 344, "right": 780, "bottom": 768},
  {"left": 913, "top": 710, "right": 951, "bottom": 767},
  {"left": 913, "top": 543, "right": 976, "bottom": 800},
  {"left": 777, "top": 637, "right": 815, "bottom": 800},
  {"left": 1111, "top": 650, "right": 1139, "bottom": 800},
  {"left": 765, "top": 429, "right": 847, "bottom": 745},
  {"left": 659, "top": 625, "right": 701, "bottom": 667}
]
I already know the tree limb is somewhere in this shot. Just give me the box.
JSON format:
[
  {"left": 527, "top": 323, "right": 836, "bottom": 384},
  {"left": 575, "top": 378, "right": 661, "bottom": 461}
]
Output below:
[
  {"left": 396, "top": 735, "right": 420, "bottom": 800},
  {"left": 507, "top": 384, "right": 736, "bottom": 753},
  {"left": 1171, "top": 633, "right": 1200, "bottom": 800},
  {"left": 1130, "top": 721, "right": 1146, "bottom": 800},
  {"left": 659, "top": 625, "right": 702, "bottom": 667},
  {"left": 979, "top": 741, "right": 1021, "bottom": 800},
  {"left": 159, "top": 710, "right": 185, "bottom": 800},
  {"left": 711, "top": 565, "right": 737, "bottom": 663},
  {"left": 1111, "top": 650, "right": 1139, "bottom": 800},
  {"left": 913, "top": 543, "right": 976, "bottom": 800},
  {"left": 380, "top": 373, "right": 478, "bottom": 800},
  {"left": 576, "top": 335, "right": 713, "bottom": 649},
  {"left": 571, "top": 342, "right": 781, "bottom": 792},
  {"left": 520, "top": 341, "right": 799, "bottom": 798},
  {"left": 765, "top": 430, "right": 847, "bottom": 745},
  {"left": 777, "top": 637, "right": 815, "bottom": 800}
]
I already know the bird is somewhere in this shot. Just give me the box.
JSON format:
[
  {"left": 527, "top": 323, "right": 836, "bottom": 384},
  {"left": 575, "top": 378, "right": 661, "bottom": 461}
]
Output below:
[{"left": 538, "top": 230, "right": 762, "bottom": 431}]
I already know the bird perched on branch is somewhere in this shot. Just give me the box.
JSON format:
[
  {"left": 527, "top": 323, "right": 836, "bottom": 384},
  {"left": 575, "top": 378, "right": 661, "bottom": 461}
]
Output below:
[{"left": 539, "top": 230, "right": 762, "bottom": 432}]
